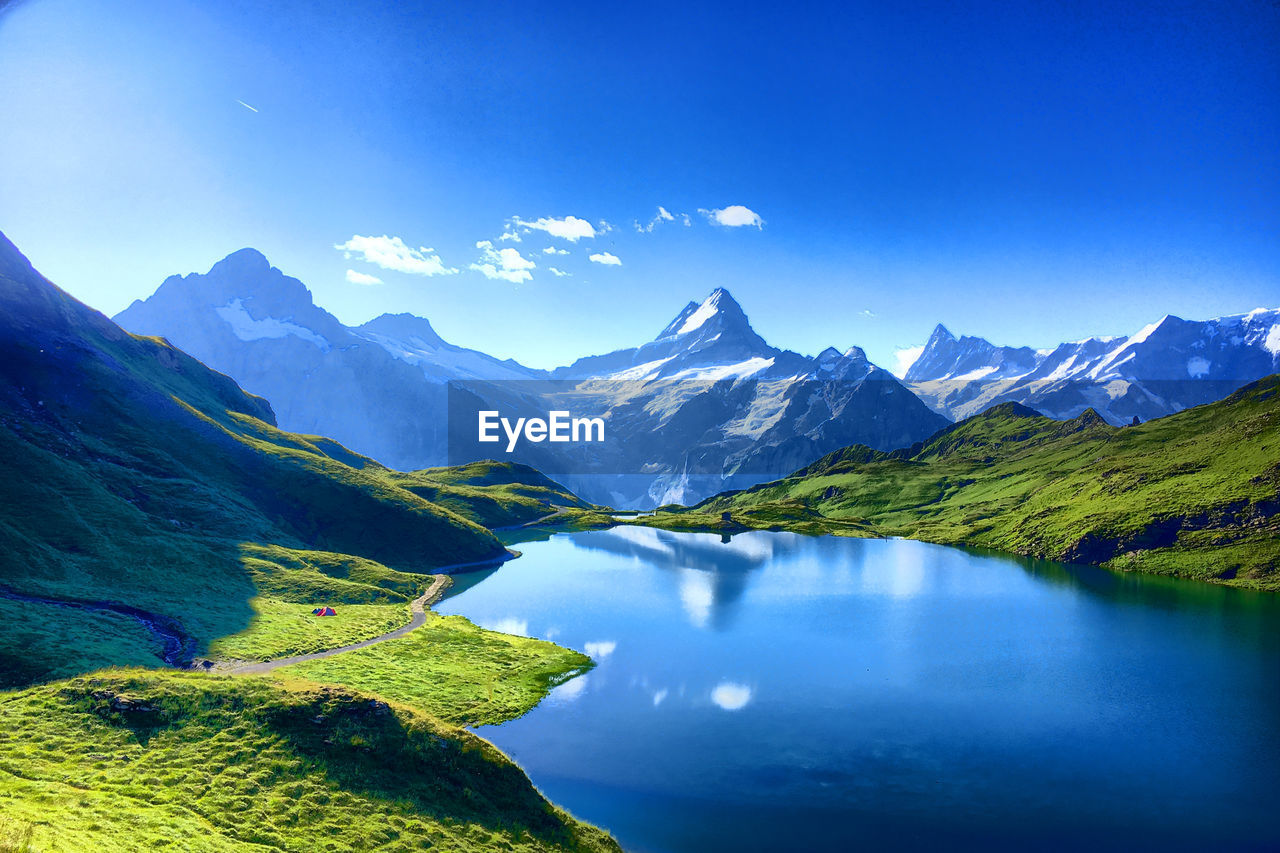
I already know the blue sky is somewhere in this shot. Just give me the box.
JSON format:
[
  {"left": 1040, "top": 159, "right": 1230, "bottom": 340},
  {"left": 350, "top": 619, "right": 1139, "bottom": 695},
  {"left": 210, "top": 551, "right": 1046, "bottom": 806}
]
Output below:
[{"left": 1, "top": 0, "right": 1277, "bottom": 371}]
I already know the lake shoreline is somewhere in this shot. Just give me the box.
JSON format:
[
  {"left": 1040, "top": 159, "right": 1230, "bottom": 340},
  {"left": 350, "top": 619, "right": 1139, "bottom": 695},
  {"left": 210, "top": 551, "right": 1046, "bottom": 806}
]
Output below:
[{"left": 608, "top": 513, "right": 1280, "bottom": 593}]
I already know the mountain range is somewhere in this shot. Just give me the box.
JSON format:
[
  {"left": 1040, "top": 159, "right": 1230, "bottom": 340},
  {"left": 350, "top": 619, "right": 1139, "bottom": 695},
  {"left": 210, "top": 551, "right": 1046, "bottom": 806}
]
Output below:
[
  {"left": 903, "top": 310, "right": 1280, "bottom": 423},
  {"left": 113, "top": 247, "right": 1280, "bottom": 506},
  {"left": 116, "top": 254, "right": 948, "bottom": 506}
]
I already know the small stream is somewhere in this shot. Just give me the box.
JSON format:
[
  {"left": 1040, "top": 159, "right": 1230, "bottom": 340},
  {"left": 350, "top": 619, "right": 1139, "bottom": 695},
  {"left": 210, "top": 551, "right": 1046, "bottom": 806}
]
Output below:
[{"left": 0, "top": 586, "right": 198, "bottom": 667}]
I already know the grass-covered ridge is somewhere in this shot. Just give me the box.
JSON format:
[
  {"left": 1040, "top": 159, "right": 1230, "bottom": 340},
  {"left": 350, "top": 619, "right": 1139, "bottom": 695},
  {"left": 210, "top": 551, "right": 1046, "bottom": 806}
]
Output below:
[
  {"left": 657, "top": 376, "right": 1280, "bottom": 589},
  {"left": 0, "top": 670, "right": 618, "bottom": 852},
  {"left": 386, "top": 460, "right": 608, "bottom": 530}
]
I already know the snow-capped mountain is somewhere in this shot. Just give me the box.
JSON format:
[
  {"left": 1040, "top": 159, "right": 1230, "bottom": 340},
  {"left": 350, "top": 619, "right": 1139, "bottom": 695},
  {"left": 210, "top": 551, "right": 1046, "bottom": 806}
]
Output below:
[
  {"left": 114, "top": 249, "right": 543, "bottom": 469},
  {"left": 554, "top": 287, "right": 883, "bottom": 386},
  {"left": 116, "top": 252, "right": 948, "bottom": 507},
  {"left": 459, "top": 287, "right": 949, "bottom": 506},
  {"left": 903, "top": 310, "right": 1280, "bottom": 423},
  {"left": 554, "top": 287, "right": 777, "bottom": 380}
]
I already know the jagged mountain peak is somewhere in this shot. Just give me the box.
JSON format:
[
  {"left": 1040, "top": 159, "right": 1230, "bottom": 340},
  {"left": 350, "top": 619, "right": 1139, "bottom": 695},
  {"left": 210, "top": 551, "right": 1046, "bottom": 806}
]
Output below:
[
  {"left": 657, "top": 287, "right": 752, "bottom": 340},
  {"left": 929, "top": 323, "right": 956, "bottom": 343},
  {"left": 131, "top": 244, "right": 318, "bottom": 313},
  {"left": 843, "top": 345, "right": 868, "bottom": 361},
  {"left": 903, "top": 305, "right": 1280, "bottom": 426}
]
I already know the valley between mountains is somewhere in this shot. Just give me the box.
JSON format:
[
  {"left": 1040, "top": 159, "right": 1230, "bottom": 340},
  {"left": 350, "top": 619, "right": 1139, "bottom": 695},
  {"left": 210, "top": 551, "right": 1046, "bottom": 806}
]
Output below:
[{"left": 1, "top": 227, "right": 1277, "bottom": 851}]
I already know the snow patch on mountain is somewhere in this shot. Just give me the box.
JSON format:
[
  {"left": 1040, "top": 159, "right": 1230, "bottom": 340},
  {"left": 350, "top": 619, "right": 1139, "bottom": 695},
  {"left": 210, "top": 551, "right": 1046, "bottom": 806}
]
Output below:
[
  {"left": 1265, "top": 325, "right": 1280, "bottom": 356},
  {"left": 215, "top": 298, "right": 331, "bottom": 351},
  {"left": 669, "top": 356, "right": 775, "bottom": 381},
  {"left": 605, "top": 357, "right": 677, "bottom": 381},
  {"left": 677, "top": 297, "right": 722, "bottom": 335}
]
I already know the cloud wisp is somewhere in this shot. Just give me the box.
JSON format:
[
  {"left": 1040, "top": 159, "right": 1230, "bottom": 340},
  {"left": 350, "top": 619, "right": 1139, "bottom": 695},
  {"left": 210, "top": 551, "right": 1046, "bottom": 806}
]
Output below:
[
  {"left": 636, "top": 206, "right": 695, "bottom": 232},
  {"left": 588, "top": 252, "right": 622, "bottom": 266},
  {"left": 335, "top": 235, "right": 459, "bottom": 276},
  {"left": 512, "top": 215, "right": 598, "bottom": 242},
  {"left": 471, "top": 240, "right": 536, "bottom": 283},
  {"left": 701, "top": 205, "right": 764, "bottom": 228},
  {"left": 345, "top": 269, "right": 383, "bottom": 286},
  {"left": 710, "top": 681, "right": 753, "bottom": 711}
]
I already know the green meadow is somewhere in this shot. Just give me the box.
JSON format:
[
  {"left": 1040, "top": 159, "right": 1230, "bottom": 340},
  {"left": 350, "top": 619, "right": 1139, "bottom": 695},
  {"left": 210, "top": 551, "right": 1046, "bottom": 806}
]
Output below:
[
  {"left": 654, "top": 375, "right": 1280, "bottom": 589},
  {"left": 0, "top": 671, "right": 618, "bottom": 852},
  {"left": 280, "top": 614, "right": 593, "bottom": 727}
]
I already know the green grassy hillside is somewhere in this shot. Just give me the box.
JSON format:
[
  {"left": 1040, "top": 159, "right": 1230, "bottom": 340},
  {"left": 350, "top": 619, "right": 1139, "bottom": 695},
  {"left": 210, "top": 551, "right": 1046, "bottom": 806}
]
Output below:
[
  {"left": 280, "top": 614, "right": 593, "bottom": 726},
  {"left": 0, "top": 233, "right": 599, "bottom": 683},
  {"left": 0, "top": 232, "right": 620, "bottom": 849},
  {"left": 386, "top": 460, "right": 604, "bottom": 529},
  {"left": 656, "top": 376, "right": 1280, "bottom": 589},
  {"left": 0, "top": 671, "right": 617, "bottom": 852}
]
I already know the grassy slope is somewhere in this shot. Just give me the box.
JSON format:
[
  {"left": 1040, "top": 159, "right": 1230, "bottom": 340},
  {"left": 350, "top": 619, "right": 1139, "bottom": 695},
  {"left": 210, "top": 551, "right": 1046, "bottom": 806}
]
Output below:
[
  {"left": 0, "top": 234, "right": 594, "bottom": 680},
  {"left": 280, "top": 614, "right": 593, "bottom": 726},
  {"left": 662, "top": 376, "right": 1280, "bottom": 589},
  {"left": 0, "top": 671, "right": 618, "bottom": 852},
  {"left": 207, "top": 598, "right": 415, "bottom": 662},
  {"left": 0, "top": 233, "right": 620, "bottom": 849},
  {"left": 387, "top": 460, "right": 609, "bottom": 530},
  {"left": 0, "top": 599, "right": 164, "bottom": 686}
]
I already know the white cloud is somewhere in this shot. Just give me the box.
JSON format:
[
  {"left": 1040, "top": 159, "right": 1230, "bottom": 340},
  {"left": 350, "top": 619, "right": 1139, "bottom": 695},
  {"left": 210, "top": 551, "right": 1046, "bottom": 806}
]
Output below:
[
  {"left": 471, "top": 240, "right": 536, "bottom": 284},
  {"left": 892, "top": 345, "right": 925, "bottom": 378},
  {"left": 860, "top": 309, "right": 877, "bottom": 319},
  {"left": 652, "top": 688, "right": 668, "bottom": 707},
  {"left": 345, "top": 269, "right": 383, "bottom": 286},
  {"left": 498, "top": 230, "right": 522, "bottom": 243},
  {"left": 549, "top": 267, "right": 571, "bottom": 277},
  {"left": 512, "top": 215, "right": 597, "bottom": 242},
  {"left": 710, "top": 681, "right": 752, "bottom": 711},
  {"left": 637, "top": 206, "right": 679, "bottom": 233},
  {"left": 588, "top": 252, "right": 622, "bottom": 266},
  {"left": 334, "top": 234, "right": 459, "bottom": 276},
  {"left": 543, "top": 246, "right": 569, "bottom": 255},
  {"left": 700, "top": 205, "right": 764, "bottom": 228}
]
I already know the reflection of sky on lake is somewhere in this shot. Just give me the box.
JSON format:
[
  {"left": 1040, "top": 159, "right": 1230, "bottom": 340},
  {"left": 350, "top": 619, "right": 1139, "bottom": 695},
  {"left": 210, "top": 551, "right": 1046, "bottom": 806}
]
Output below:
[{"left": 435, "top": 529, "right": 1280, "bottom": 852}]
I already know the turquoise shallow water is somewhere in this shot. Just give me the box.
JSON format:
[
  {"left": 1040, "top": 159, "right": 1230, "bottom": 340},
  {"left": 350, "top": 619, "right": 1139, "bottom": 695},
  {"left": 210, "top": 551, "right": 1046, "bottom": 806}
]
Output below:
[{"left": 436, "top": 528, "right": 1280, "bottom": 852}]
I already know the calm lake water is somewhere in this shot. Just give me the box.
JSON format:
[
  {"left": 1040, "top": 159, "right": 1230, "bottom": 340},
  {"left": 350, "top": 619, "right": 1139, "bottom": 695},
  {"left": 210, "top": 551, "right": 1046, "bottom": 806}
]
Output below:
[{"left": 435, "top": 528, "right": 1280, "bottom": 852}]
